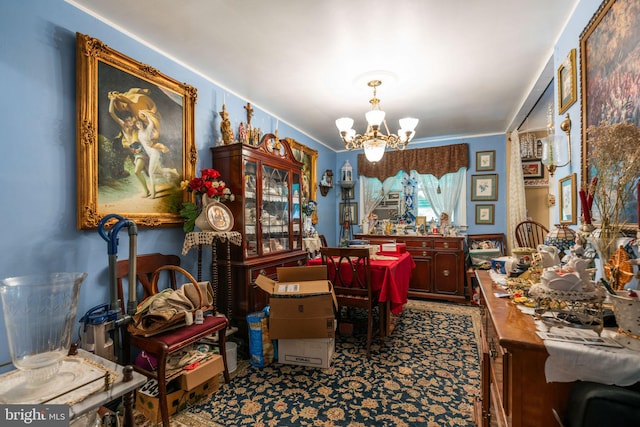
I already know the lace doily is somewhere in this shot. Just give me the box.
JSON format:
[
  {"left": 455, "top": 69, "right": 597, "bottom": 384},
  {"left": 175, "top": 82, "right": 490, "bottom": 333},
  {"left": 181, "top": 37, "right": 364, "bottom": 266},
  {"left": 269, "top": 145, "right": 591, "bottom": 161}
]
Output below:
[
  {"left": 529, "top": 283, "right": 606, "bottom": 302},
  {"left": 182, "top": 231, "right": 242, "bottom": 255}
]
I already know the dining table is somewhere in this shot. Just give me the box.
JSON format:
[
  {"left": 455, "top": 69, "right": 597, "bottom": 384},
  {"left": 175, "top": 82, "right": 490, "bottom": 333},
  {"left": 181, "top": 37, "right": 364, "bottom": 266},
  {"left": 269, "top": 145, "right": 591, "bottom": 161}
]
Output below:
[{"left": 307, "top": 250, "right": 415, "bottom": 319}]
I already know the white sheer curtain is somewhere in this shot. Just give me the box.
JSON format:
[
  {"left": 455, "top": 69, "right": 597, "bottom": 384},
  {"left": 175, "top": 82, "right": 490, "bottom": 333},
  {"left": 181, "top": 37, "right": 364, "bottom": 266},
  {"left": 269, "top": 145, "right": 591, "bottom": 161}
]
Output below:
[
  {"left": 508, "top": 130, "right": 527, "bottom": 250},
  {"left": 412, "top": 168, "right": 466, "bottom": 222},
  {"left": 360, "top": 172, "right": 403, "bottom": 220},
  {"left": 361, "top": 178, "right": 384, "bottom": 218}
]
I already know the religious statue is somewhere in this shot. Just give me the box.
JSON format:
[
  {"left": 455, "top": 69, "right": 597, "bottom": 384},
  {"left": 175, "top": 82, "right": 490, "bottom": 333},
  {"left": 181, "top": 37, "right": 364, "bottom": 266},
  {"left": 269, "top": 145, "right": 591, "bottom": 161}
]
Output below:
[{"left": 220, "top": 104, "right": 234, "bottom": 145}]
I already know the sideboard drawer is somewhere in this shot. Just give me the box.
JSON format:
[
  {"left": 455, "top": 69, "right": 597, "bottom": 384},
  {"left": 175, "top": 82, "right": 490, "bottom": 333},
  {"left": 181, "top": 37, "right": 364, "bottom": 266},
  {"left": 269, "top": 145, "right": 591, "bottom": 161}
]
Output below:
[{"left": 434, "top": 239, "right": 463, "bottom": 250}]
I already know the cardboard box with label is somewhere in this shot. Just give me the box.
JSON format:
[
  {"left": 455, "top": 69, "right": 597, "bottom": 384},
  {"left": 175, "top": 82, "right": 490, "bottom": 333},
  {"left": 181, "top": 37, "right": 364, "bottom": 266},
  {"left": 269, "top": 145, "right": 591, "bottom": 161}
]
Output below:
[
  {"left": 136, "top": 376, "right": 219, "bottom": 424},
  {"left": 255, "top": 266, "right": 337, "bottom": 339},
  {"left": 180, "top": 354, "right": 225, "bottom": 391},
  {"left": 278, "top": 337, "right": 335, "bottom": 369}
]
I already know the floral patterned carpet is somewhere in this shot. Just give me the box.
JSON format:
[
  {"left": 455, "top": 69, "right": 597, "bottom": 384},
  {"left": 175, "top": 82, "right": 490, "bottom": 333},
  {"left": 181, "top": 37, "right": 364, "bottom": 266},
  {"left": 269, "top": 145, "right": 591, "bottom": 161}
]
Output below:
[{"left": 137, "top": 300, "right": 481, "bottom": 426}]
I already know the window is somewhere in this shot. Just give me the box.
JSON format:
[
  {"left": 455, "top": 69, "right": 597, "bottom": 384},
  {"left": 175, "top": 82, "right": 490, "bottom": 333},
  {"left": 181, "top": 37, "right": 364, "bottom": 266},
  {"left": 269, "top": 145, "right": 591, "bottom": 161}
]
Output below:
[{"left": 360, "top": 169, "right": 466, "bottom": 226}]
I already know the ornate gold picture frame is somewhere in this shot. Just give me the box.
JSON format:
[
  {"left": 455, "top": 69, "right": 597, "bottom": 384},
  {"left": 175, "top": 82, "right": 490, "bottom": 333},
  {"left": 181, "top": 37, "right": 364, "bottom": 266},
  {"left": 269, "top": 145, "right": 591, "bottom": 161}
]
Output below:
[
  {"left": 557, "top": 48, "right": 577, "bottom": 114},
  {"left": 580, "top": 0, "right": 640, "bottom": 227},
  {"left": 75, "top": 33, "right": 197, "bottom": 229},
  {"left": 286, "top": 137, "right": 318, "bottom": 203},
  {"left": 558, "top": 173, "right": 577, "bottom": 225}
]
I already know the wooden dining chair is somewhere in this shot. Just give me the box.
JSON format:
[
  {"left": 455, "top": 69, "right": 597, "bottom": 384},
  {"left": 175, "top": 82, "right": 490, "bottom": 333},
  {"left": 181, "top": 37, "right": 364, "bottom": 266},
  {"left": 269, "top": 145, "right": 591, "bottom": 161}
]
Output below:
[
  {"left": 319, "top": 247, "right": 384, "bottom": 358},
  {"left": 514, "top": 220, "right": 549, "bottom": 249},
  {"left": 116, "top": 253, "right": 230, "bottom": 427}
]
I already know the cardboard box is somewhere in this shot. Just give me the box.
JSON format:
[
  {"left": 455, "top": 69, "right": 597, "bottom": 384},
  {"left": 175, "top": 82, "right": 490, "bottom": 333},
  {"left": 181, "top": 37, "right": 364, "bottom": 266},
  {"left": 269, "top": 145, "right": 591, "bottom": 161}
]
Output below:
[
  {"left": 136, "top": 377, "right": 219, "bottom": 424},
  {"left": 278, "top": 338, "right": 335, "bottom": 369},
  {"left": 255, "top": 266, "right": 337, "bottom": 339},
  {"left": 380, "top": 242, "right": 397, "bottom": 252},
  {"left": 379, "top": 242, "right": 406, "bottom": 253},
  {"left": 179, "top": 354, "right": 225, "bottom": 391}
]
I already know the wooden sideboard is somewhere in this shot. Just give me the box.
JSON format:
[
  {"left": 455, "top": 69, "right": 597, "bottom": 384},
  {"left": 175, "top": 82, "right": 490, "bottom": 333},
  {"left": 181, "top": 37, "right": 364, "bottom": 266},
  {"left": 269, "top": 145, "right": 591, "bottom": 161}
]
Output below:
[
  {"left": 354, "top": 234, "right": 466, "bottom": 302},
  {"left": 474, "top": 270, "right": 573, "bottom": 427}
]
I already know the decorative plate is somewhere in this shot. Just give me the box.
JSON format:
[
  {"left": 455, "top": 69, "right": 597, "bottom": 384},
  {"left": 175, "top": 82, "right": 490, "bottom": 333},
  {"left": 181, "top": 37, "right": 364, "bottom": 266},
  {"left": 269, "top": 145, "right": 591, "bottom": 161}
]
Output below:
[{"left": 205, "top": 201, "right": 234, "bottom": 232}]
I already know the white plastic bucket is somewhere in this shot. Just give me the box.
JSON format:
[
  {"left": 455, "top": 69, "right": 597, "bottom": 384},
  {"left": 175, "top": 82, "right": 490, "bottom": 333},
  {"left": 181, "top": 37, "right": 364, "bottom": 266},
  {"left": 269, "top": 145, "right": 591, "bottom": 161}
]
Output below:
[{"left": 226, "top": 341, "right": 237, "bottom": 373}]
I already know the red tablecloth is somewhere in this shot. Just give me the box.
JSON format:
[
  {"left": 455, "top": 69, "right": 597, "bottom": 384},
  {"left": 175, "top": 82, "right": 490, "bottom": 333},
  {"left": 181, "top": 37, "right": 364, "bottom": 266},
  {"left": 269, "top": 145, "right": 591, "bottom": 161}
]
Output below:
[{"left": 308, "top": 252, "right": 415, "bottom": 314}]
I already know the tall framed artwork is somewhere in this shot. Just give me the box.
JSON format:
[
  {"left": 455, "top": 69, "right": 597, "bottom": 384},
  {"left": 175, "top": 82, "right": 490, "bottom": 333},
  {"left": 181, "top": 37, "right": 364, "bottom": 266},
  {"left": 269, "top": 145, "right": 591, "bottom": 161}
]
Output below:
[
  {"left": 559, "top": 173, "right": 577, "bottom": 225},
  {"left": 75, "top": 33, "right": 197, "bottom": 229},
  {"left": 558, "top": 48, "right": 577, "bottom": 114},
  {"left": 286, "top": 137, "right": 318, "bottom": 203},
  {"left": 580, "top": 0, "right": 640, "bottom": 225}
]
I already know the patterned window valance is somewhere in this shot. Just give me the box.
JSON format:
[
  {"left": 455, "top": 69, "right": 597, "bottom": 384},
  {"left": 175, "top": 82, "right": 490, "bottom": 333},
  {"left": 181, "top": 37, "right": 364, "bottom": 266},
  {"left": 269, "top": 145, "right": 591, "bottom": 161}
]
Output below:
[{"left": 357, "top": 143, "right": 469, "bottom": 181}]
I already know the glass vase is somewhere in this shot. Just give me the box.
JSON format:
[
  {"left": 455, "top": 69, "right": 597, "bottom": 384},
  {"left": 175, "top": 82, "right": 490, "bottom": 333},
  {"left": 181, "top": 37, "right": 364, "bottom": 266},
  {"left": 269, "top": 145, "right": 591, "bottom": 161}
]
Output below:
[{"left": 0, "top": 272, "right": 87, "bottom": 385}]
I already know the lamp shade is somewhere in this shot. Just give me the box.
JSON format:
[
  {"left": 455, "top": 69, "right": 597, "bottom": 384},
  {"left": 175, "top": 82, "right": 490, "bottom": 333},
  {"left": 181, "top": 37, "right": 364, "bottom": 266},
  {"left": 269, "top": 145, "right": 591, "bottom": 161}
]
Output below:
[
  {"left": 399, "top": 117, "right": 419, "bottom": 131},
  {"left": 544, "top": 224, "right": 576, "bottom": 253},
  {"left": 365, "top": 110, "right": 385, "bottom": 127},
  {"left": 363, "top": 138, "right": 386, "bottom": 162},
  {"left": 335, "top": 117, "right": 354, "bottom": 133}
]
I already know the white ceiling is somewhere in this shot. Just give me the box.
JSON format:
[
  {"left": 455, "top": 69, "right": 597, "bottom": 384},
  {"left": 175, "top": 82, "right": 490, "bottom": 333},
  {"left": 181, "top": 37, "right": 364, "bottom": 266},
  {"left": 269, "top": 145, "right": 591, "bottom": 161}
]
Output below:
[{"left": 68, "top": 0, "right": 578, "bottom": 151}]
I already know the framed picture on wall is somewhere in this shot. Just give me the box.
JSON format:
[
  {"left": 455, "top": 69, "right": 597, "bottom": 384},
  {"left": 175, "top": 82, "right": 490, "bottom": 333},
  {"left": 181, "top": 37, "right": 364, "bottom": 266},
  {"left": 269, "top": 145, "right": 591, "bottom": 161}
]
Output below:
[
  {"left": 475, "top": 204, "right": 495, "bottom": 225},
  {"left": 75, "top": 33, "right": 197, "bottom": 230},
  {"left": 286, "top": 137, "right": 318, "bottom": 203},
  {"left": 521, "top": 160, "right": 544, "bottom": 179},
  {"left": 339, "top": 202, "right": 358, "bottom": 224},
  {"left": 559, "top": 173, "right": 577, "bottom": 225},
  {"left": 476, "top": 150, "right": 496, "bottom": 171},
  {"left": 580, "top": 0, "right": 639, "bottom": 227},
  {"left": 471, "top": 174, "right": 498, "bottom": 201},
  {"left": 558, "top": 48, "right": 577, "bottom": 114}
]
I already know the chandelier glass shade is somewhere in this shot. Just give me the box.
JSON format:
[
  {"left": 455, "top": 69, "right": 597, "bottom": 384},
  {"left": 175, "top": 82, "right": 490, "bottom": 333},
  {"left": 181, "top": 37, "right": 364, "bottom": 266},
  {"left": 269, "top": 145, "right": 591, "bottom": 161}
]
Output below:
[{"left": 336, "top": 80, "right": 418, "bottom": 162}]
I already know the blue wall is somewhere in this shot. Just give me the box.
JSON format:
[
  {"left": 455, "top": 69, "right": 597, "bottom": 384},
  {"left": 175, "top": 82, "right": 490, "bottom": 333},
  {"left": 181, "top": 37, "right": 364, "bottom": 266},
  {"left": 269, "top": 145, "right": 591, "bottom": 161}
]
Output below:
[
  {"left": 0, "top": 0, "right": 599, "bottom": 366},
  {"left": 0, "top": 0, "right": 335, "bottom": 367}
]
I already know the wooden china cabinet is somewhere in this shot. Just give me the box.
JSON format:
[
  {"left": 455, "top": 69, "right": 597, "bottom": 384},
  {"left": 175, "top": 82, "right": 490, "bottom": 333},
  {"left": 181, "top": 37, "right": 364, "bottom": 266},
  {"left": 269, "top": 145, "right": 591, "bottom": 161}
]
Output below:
[{"left": 210, "top": 135, "right": 307, "bottom": 332}]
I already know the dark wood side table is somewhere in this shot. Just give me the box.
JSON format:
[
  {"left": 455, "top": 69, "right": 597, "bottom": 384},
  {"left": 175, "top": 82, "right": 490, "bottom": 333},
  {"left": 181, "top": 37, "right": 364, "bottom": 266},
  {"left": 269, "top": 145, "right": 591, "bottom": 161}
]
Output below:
[{"left": 182, "top": 231, "right": 242, "bottom": 321}]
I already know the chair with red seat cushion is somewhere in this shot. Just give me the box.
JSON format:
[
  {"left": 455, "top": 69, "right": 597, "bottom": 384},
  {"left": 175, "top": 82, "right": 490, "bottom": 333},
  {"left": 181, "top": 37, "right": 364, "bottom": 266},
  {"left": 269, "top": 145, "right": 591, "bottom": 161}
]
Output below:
[{"left": 116, "top": 254, "right": 230, "bottom": 427}]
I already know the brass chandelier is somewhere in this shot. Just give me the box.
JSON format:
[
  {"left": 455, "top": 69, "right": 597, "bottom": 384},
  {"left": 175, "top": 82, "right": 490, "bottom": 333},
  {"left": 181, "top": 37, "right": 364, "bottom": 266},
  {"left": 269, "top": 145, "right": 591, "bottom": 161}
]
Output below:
[{"left": 335, "top": 80, "right": 418, "bottom": 162}]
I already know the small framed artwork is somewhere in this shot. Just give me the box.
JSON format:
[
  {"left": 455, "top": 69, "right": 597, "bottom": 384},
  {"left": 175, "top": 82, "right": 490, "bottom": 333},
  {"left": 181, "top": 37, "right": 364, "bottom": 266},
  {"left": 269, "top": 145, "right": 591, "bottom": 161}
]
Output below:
[
  {"left": 476, "top": 150, "right": 496, "bottom": 171},
  {"left": 558, "top": 48, "right": 577, "bottom": 114},
  {"left": 522, "top": 160, "right": 544, "bottom": 179},
  {"left": 558, "top": 173, "right": 577, "bottom": 225},
  {"left": 475, "top": 204, "right": 495, "bottom": 225},
  {"left": 471, "top": 174, "right": 498, "bottom": 201},
  {"left": 339, "top": 202, "right": 358, "bottom": 224}
]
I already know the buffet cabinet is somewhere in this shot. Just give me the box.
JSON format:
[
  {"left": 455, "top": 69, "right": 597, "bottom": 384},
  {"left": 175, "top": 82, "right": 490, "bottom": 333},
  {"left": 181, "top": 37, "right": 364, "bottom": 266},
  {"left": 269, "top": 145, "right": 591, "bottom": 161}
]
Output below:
[
  {"left": 211, "top": 136, "right": 308, "bottom": 331},
  {"left": 354, "top": 234, "right": 466, "bottom": 302},
  {"left": 474, "top": 270, "right": 573, "bottom": 427}
]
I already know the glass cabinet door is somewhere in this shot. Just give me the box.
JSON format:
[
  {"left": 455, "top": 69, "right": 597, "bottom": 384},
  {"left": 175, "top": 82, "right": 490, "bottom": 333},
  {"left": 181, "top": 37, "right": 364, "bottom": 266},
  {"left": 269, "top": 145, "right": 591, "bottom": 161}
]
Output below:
[
  {"left": 244, "top": 159, "right": 258, "bottom": 257},
  {"left": 292, "top": 173, "right": 302, "bottom": 250},
  {"left": 261, "top": 164, "right": 289, "bottom": 255}
]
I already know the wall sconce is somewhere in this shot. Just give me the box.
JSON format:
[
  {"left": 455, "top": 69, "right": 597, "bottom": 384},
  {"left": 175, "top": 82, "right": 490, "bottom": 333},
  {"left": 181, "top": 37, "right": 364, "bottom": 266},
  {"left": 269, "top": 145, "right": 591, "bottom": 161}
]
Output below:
[
  {"left": 319, "top": 169, "right": 333, "bottom": 197},
  {"left": 541, "top": 113, "right": 572, "bottom": 177}
]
